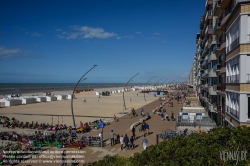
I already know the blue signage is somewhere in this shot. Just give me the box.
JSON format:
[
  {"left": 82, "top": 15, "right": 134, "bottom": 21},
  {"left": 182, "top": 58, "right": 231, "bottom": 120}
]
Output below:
[{"left": 99, "top": 122, "right": 105, "bottom": 128}]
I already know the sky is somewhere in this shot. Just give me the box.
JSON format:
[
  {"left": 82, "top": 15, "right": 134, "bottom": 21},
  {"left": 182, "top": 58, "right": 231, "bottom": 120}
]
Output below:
[{"left": 0, "top": 0, "right": 205, "bottom": 83}]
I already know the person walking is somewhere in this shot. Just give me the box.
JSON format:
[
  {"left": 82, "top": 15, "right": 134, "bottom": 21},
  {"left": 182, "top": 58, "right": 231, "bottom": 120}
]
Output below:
[
  {"left": 123, "top": 134, "right": 129, "bottom": 150},
  {"left": 130, "top": 136, "right": 135, "bottom": 150},
  {"left": 141, "top": 108, "right": 144, "bottom": 117},
  {"left": 132, "top": 126, "right": 136, "bottom": 140},
  {"left": 110, "top": 130, "right": 116, "bottom": 147},
  {"left": 61, "top": 150, "right": 66, "bottom": 166},
  {"left": 145, "top": 123, "right": 149, "bottom": 136},
  {"left": 120, "top": 135, "right": 124, "bottom": 150},
  {"left": 141, "top": 134, "right": 148, "bottom": 150}
]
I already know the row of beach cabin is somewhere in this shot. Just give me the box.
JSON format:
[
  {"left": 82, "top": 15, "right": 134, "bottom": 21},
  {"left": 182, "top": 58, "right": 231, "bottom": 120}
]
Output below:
[{"left": 0, "top": 94, "right": 74, "bottom": 108}]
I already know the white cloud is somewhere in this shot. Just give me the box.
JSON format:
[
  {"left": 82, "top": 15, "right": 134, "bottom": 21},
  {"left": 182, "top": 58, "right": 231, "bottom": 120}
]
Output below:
[
  {"left": 162, "top": 40, "right": 166, "bottom": 43},
  {"left": 56, "top": 26, "right": 118, "bottom": 39},
  {"left": 123, "top": 35, "right": 133, "bottom": 38},
  {"left": 136, "top": 32, "right": 141, "bottom": 34},
  {"left": 116, "top": 36, "right": 121, "bottom": 39},
  {"left": 153, "top": 33, "right": 161, "bottom": 35},
  {"left": 0, "top": 46, "right": 22, "bottom": 60},
  {"left": 147, "top": 37, "right": 158, "bottom": 40},
  {"left": 32, "top": 33, "right": 41, "bottom": 37},
  {"left": 56, "top": 29, "right": 62, "bottom": 31}
]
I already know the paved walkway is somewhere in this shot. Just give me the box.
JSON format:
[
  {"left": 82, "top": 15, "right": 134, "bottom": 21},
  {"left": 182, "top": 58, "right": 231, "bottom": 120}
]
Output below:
[{"left": 16, "top": 91, "right": 184, "bottom": 165}]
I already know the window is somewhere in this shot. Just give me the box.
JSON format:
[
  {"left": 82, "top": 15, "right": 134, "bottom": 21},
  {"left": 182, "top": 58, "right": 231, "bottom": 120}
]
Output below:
[
  {"left": 182, "top": 113, "right": 189, "bottom": 120},
  {"left": 196, "top": 113, "right": 202, "bottom": 120}
]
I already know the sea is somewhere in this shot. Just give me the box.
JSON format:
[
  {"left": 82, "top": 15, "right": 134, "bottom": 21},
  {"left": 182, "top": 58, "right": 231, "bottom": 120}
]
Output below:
[{"left": 0, "top": 83, "right": 147, "bottom": 95}]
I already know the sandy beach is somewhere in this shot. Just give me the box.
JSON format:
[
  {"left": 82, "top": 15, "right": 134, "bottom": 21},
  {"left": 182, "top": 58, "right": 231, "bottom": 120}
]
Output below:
[{"left": 0, "top": 88, "right": 158, "bottom": 127}]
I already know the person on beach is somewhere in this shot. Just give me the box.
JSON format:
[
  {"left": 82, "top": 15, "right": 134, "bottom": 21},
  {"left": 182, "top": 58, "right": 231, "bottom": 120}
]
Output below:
[
  {"left": 142, "top": 134, "right": 148, "bottom": 150},
  {"left": 110, "top": 130, "right": 116, "bottom": 147},
  {"left": 114, "top": 114, "right": 118, "bottom": 122},
  {"left": 120, "top": 135, "right": 124, "bottom": 150}
]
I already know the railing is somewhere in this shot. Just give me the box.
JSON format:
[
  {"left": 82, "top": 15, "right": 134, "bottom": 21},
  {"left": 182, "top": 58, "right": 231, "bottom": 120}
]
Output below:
[
  {"left": 230, "top": 37, "right": 239, "bottom": 51},
  {"left": 213, "top": 21, "right": 221, "bottom": 33},
  {"left": 202, "top": 47, "right": 207, "bottom": 56},
  {"left": 202, "top": 37, "right": 207, "bottom": 46},
  {"left": 213, "top": 1, "right": 221, "bottom": 15},
  {"left": 226, "top": 74, "right": 239, "bottom": 83},
  {"left": 212, "top": 44, "right": 221, "bottom": 52},
  {"left": 208, "top": 25, "right": 213, "bottom": 30},
  {"left": 226, "top": 106, "right": 239, "bottom": 119}
]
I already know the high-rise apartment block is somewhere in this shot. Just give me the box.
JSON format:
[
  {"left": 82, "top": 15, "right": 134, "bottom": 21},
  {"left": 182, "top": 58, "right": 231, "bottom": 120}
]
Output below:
[{"left": 188, "top": 0, "right": 250, "bottom": 127}]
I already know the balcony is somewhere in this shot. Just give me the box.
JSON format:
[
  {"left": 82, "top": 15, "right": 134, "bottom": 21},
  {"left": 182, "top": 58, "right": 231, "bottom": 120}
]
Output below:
[
  {"left": 201, "top": 59, "right": 208, "bottom": 68},
  {"left": 202, "top": 47, "right": 208, "bottom": 57},
  {"left": 206, "top": 0, "right": 213, "bottom": 6},
  {"left": 220, "top": 41, "right": 226, "bottom": 51},
  {"left": 215, "top": 64, "right": 221, "bottom": 72},
  {"left": 207, "top": 10, "right": 213, "bottom": 20},
  {"left": 226, "top": 74, "right": 240, "bottom": 83},
  {"left": 221, "top": 0, "right": 231, "bottom": 10},
  {"left": 213, "top": 85, "right": 217, "bottom": 91},
  {"left": 212, "top": 44, "right": 221, "bottom": 54},
  {"left": 226, "top": 106, "right": 239, "bottom": 119},
  {"left": 217, "top": 83, "right": 226, "bottom": 91},
  {"left": 213, "top": 1, "right": 222, "bottom": 16},
  {"left": 207, "top": 25, "right": 213, "bottom": 35},
  {"left": 213, "top": 22, "right": 221, "bottom": 35},
  {"left": 229, "top": 37, "right": 239, "bottom": 52}
]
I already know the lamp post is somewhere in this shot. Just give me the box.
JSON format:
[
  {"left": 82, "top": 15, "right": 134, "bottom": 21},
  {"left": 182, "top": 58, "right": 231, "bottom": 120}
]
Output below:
[
  {"left": 71, "top": 65, "right": 97, "bottom": 128},
  {"left": 123, "top": 73, "right": 139, "bottom": 113},
  {"left": 154, "top": 77, "right": 163, "bottom": 90},
  {"left": 162, "top": 78, "right": 169, "bottom": 84},
  {"left": 144, "top": 76, "right": 155, "bottom": 101}
]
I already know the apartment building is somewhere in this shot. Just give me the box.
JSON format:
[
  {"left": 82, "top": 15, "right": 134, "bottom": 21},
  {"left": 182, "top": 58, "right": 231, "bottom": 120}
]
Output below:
[{"left": 189, "top": 0, "right": 250, "bottom": 126}]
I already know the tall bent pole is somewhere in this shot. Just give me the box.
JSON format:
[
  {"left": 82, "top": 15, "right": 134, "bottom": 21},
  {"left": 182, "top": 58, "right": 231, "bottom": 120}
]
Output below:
[
  {"left": 71, "top": 65, "right": 97, "bottom": 128},
  {"left": 144, "top": 76, "right": 155, "bottom": 101},
  {"left": 123, "top": 73, "right": 139, "bottom": 112}
]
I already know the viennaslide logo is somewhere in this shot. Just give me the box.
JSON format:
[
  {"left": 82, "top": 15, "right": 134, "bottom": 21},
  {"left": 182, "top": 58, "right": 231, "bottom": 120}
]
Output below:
[{"left": 219, "top": 147, "right": 247, "bottom": 165}]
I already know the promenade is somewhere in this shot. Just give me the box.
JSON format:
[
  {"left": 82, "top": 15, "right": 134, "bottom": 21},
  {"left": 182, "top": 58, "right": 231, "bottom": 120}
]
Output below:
[{"left": 12, "top": 90, "right": 184, "bottom": 165}]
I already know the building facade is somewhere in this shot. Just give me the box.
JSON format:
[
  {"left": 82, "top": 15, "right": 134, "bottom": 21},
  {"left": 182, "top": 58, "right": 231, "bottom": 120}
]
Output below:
[{"left": 188, "top": 0, "right": 250, "bottom": 127}]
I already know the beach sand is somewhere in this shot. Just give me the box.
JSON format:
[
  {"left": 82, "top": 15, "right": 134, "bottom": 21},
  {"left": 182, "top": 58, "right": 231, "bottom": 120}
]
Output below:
[{"left": 0, "top": 89, "right": 157, "bottom": 127}]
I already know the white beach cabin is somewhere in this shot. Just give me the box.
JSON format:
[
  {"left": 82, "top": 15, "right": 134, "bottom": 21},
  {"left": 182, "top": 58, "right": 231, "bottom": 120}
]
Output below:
[
  {"left": 22, "top": 98, "right": 37, "bottom": 104},
  {"left": 36, "top": 97, "right": 46, "bottom": 102},
  {"left": 46, "top": 96, "right": 57, "bottom": 101}
]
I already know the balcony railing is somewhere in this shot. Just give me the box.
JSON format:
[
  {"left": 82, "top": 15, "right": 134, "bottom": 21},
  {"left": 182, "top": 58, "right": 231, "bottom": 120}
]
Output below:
[
  {"left": 226, "top": 106, "right": 239, "bottom": 119},
  {"left": 213, "top": 0, "right": 221, "bottom": 15},
  {"left": 226, "top": 74, "right": 239, "bottom": 83},
  {"left": 229, "top": 37, "right": 239, "bottom": 52},
  {"left": 212, "top": 44, "right": 221, "bottom": 52}
]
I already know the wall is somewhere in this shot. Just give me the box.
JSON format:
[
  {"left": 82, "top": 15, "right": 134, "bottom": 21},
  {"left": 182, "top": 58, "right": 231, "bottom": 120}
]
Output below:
[
  {"left": 240, "top": 15, "right": 248, "bottom": 44},
  {"left": 240, "top": 54, "right": 250, "bottom": 83},
  {"left": 239, "top": 93, "right": 248, "bottom": 122}
]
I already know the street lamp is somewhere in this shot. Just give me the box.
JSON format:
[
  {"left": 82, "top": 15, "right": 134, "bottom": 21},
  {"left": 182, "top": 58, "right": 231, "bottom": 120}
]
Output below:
[
  {"left": 71, "top": 65, "right": 97, "bottom": 128},
  {"left": 123, "top": 73, "right": 139, "bottom": 113},
  {"left": 144, "top": 76, "right": 155, "bottom": 101},
  {"left": 163, "top": 78, "right": 169, "bottom": 84},
  {"left": 154, "top": 77, "right": 163, "bottom": 90}
]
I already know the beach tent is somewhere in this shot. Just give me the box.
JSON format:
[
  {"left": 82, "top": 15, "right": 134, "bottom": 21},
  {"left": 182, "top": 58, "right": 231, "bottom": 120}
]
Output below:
[
  {"left": 46, "top": 96, "right": 57, "bottom": 101},
  {"left": 22, "top": 98, "right": 36, "bottom": 104}
]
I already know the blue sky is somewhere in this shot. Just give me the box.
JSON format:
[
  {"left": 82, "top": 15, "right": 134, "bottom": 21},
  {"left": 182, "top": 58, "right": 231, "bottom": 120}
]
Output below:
[{"left": 0, "top": 0, "right": 205, "bottom": 83}]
